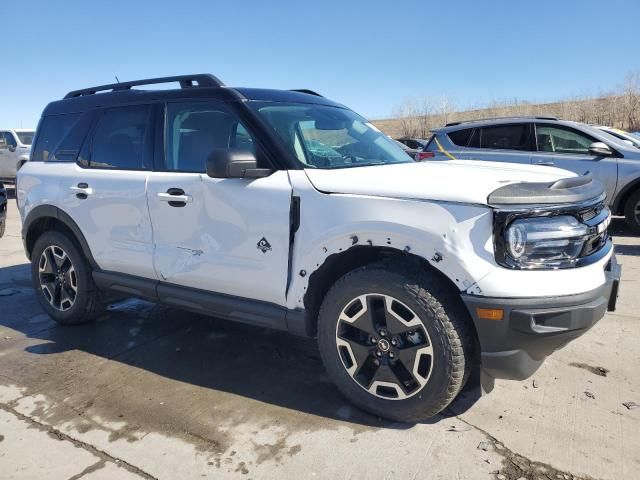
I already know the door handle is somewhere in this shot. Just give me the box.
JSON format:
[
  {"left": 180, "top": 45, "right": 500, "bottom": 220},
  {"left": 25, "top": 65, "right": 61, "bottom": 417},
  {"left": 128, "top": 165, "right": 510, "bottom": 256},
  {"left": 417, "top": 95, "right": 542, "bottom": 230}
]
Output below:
[
  {"left": 157, "top": 188, "right": 192, "bottom": 207},
  {"left": 70, "top": 183, "right": 92, "bottom": 199}
]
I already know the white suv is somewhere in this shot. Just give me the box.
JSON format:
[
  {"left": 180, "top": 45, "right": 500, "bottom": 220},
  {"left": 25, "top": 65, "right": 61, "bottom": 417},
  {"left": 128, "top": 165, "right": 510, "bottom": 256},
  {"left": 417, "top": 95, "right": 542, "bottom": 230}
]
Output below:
[
  {"left": 0, "top": 128, "right": 34, "bottom": 182},
  {"left": 17, "top": 75, "right": 621, "bottom": 422}
]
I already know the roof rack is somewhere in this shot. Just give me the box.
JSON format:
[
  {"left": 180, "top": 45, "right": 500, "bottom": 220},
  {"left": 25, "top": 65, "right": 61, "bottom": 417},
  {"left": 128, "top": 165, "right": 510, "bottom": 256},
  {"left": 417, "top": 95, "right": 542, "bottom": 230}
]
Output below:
[
  {"left": 445, "top": 116, "right": 558, "bottom": 127},
  {"left": 290, "top": 89, "right": 323, "bottom": 97},
  {"left": 64, "top": 74, "right": 225, "bottom": 99}
]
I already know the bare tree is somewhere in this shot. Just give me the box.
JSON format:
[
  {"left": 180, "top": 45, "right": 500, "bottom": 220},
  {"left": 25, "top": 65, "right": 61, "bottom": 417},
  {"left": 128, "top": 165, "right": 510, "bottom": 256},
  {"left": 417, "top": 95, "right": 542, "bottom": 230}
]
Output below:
[
  {"left": 382, "top": 70, "right": 640, "bottom": 138},
  {"left": 621, "top": 71, "right": 640, "bottom": 131}
]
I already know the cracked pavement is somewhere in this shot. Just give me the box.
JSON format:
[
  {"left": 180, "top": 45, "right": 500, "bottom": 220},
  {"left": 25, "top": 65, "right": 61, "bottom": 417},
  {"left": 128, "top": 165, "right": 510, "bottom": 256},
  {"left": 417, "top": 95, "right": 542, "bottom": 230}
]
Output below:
[{"left": 0, "top": 189, "right": 639, "bottom": 480}]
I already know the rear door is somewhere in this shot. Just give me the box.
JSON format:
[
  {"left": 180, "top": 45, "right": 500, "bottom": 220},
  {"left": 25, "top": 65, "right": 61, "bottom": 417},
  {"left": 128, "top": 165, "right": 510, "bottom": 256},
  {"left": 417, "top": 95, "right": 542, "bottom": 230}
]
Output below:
[
  {"left": 146, "top": 101, "right": 292, "bottom": 306},
  {"left": 58, "top": 105, "right": 156, "bottom": 279},
  {"left": 466, "top": 123, "right": 535, "bottom": 164},
  {"left": 533, "top": 124, "right": 618, "bottom": 199}
]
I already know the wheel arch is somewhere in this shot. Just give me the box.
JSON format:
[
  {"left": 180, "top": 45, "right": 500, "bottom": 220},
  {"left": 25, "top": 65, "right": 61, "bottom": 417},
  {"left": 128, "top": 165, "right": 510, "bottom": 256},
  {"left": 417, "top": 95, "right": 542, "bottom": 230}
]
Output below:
[
  {"left": 612, "top": 178, "right": 640, "bottom": 215},
  {"left": 302, "top": 245, "right": 474, "bottom": 339},
  {"left": 23, "top": 205, "right": 98, "bottom": 269}
]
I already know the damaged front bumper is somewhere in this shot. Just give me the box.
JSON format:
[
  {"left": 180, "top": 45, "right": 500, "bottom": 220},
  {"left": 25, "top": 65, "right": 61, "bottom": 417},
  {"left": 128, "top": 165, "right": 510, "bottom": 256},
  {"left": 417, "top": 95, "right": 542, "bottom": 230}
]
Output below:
[{"left": 461, "top": 253, "right": 621, "bottom": 385}]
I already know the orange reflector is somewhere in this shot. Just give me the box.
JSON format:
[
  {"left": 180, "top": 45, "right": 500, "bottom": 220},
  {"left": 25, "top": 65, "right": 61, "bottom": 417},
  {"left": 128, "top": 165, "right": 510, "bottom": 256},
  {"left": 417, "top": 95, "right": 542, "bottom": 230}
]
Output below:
[{"left": 476, "top": 308, "right": 504, "bottom": 321}]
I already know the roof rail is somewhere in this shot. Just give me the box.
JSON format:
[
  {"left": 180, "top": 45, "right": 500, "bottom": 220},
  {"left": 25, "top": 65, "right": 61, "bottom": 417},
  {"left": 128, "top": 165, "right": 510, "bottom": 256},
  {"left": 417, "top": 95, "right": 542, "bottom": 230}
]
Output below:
[
  {"left": 64, "top": 74, "right": 225, "bottom": 99},
  {"left": 290, "top": 89, "right": 324, "bottom": 97},
  {"left": 445, "top": 116, "right": 559, "bottom": 127}
]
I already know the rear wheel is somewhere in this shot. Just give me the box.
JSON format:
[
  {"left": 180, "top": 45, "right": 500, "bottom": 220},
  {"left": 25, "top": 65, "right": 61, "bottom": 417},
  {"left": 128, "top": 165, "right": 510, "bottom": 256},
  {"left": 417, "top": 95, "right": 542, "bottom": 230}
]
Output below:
[
  {"left": 318, "top": 264, "right": 473, "bottom": 422},
  {"left": 624, "top": 189, "right": 640, "bottom": 234},
  {"left": 31, "top": 231, "right": 101, "bottom": 325}
]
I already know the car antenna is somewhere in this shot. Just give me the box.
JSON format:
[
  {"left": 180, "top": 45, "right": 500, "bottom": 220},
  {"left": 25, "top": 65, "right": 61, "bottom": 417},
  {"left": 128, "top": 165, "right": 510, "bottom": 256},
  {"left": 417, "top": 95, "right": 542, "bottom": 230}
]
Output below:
[{"left": 114, "top": 76, "right": 120, "bottom": 83}]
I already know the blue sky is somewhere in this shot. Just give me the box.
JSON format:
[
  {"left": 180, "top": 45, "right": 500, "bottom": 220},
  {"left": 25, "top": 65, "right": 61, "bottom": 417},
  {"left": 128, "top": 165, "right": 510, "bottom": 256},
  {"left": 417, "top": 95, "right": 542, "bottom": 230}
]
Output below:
[{"left": 2, "top": 0, "right": 639, "bottom": 128}]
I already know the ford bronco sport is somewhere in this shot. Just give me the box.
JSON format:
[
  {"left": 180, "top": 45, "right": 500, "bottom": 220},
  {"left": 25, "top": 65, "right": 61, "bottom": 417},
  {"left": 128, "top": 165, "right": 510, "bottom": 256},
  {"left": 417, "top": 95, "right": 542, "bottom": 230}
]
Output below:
[{"left": 17, "top": 75, "right": 621, "bottom": 422}]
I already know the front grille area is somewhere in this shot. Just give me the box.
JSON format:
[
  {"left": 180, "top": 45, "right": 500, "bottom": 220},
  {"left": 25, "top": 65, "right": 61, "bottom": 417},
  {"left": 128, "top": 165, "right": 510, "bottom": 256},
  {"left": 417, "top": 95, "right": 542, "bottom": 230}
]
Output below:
[
  {"left": 579, "top": 206, "right": 602, "bottom": 222},
  {"left": 577, "top": 202, "right": 610, "bottom": 259}
]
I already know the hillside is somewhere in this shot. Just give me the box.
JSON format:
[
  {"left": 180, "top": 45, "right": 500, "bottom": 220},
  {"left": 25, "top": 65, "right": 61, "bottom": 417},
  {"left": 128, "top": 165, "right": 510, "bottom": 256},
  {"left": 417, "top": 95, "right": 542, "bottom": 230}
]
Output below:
[{"left": 372, "top": 94, "right": 639, "bottom": 139}]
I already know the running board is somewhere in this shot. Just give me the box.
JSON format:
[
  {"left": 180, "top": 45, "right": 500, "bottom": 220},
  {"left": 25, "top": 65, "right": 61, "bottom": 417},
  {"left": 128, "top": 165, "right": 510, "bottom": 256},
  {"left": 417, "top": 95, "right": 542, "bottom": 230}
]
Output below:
[{"left": 92, "top": 271, "right": 310, "bottom": 335}]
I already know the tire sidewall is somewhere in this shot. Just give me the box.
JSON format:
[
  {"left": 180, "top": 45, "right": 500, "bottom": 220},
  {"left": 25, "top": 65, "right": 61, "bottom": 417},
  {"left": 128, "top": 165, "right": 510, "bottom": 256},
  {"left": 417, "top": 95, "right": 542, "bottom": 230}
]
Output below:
[
  {"left": 318, "top": 268, "right": 462, "bottom": 421},
  {"left": 31, "top": 231, "right": 93, "bottom": 324},
  {"left": 625, "top": 190, "right": 640, "bottom": 234}
]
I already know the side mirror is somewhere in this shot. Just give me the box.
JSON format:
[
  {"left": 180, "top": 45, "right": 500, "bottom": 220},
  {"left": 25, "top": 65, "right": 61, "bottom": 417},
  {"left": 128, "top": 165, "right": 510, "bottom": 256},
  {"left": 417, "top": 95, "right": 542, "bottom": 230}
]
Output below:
[
  {"left": 8, "top": 145, "right": 16, "bottom": 153},
  {"left": 206, "top": 149, "right": 272, "bottom": 179},
  {"left": 588, "top": 142, "right": 612, "bottom": 157}
]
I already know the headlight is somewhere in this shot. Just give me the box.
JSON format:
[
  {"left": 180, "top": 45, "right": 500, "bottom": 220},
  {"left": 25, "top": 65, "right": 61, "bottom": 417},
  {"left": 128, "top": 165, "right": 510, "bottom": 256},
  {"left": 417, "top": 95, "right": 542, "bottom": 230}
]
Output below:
[{"left": 503, "top": 215, "right": 589, "bottom": 268}]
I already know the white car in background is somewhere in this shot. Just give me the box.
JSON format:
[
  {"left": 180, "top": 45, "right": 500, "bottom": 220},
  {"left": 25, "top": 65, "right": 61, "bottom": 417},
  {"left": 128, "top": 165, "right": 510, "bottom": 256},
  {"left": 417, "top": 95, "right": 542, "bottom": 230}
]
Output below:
[
  {"left": 596, "top": 126, "right": 640, "bottom": 149},
  {"left": 0, "top": 129, "right": 35, "bottom": 182}
]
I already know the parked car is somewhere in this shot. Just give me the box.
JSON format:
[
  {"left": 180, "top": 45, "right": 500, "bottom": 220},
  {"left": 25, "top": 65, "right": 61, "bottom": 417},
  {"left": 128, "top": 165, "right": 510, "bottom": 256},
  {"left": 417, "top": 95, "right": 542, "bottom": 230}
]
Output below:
[
  {"left": 17, "top": 75, "right": 620, "bottom": 422},
  {"left": 396, "top": 137, "right": 429, "bottom": 150},
  {"left": 393, "top": 139, "right": 420, "bottom": 159},
  {"left": 595, "top": 126, "right": 640, "bottom": 149},
  {"left": 0, "top": 182, "right": 6, "bottom": 238},
  {"left": 0, "top": 129, "right": 35, "bottom": 183},
  {"left": 424, "top": 116, "right": 640, "bottom": 232}
]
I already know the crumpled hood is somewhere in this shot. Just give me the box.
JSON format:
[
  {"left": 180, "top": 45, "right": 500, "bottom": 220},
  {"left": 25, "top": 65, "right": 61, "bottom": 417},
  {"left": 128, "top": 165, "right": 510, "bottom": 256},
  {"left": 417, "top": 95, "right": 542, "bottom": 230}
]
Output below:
[{"left": 304, "top": 160, "right": 576, "bottom": 205}]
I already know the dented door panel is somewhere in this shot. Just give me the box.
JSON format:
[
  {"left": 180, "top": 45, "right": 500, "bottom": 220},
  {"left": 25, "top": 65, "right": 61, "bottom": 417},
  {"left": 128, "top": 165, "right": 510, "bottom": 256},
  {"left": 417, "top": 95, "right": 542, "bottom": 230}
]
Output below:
[{"left": 146, "top": 170, "right": 292, "bottom": 305}]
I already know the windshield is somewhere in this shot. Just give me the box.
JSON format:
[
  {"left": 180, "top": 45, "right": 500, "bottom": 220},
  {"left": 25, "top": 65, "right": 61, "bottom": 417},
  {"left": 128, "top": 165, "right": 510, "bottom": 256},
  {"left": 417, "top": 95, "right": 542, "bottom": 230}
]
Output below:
[
  {"left": 252, "top": 103, "right": 412, "bottom": 169},
  {"left": 16, "top": 131, "right": 35, "bottom": 145}
]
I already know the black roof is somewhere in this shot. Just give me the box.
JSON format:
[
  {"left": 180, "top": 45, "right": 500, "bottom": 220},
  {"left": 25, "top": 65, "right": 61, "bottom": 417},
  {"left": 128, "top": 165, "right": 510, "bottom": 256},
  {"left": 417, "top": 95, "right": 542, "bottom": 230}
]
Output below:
[{"left": 43, "top": 74, "right": 345, "bottom": 116}]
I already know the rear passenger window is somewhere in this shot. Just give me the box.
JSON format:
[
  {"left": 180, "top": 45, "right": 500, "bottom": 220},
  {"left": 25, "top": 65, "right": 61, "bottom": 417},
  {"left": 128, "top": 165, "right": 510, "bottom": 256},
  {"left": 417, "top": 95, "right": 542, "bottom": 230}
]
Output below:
[
  {"left": 32, "top": 114, "right": 80, "bottom": 162},
  {"left": 90, "top": 106, "right": 152, "bottom": 169},
  {"left": 448, "top": 128, "right": 473, "bottom": 147},
  {"left": 165, "top": 102, "right": 261, "bottom": 173},
  {"left": 480, "top": 124, "right": 531, "bottom": 151}
]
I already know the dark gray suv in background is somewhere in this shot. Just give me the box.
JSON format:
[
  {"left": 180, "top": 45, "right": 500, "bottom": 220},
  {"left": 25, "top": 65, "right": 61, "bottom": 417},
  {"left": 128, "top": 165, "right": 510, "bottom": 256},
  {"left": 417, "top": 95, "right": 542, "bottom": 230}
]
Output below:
[{"left": 425, "top": 117, "right": 640, "bottom": 232}]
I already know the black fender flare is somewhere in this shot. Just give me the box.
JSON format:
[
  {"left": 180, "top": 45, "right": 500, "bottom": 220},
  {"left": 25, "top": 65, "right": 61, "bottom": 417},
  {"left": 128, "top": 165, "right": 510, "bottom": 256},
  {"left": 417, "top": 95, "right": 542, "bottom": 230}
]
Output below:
[{"left": 22, "top": 205, "right": 98, "bottom": 268}]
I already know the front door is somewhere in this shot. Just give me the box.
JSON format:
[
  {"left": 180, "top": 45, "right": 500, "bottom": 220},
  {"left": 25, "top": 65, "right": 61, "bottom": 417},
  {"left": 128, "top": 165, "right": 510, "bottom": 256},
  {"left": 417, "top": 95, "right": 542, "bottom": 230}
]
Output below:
[
  {"left": 533, "top": 124, "right": 618, "bottom": 200},
  {"left": 146, "top": 101, "right": 292, "bottom": 306}
]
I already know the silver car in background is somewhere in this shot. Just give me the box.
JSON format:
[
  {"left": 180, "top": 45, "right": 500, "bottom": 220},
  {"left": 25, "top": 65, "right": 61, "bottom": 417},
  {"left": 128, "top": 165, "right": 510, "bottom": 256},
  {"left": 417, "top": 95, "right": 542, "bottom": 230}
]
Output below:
[{"left": 424, "top": 117, "right": 640, "bottom": 232}]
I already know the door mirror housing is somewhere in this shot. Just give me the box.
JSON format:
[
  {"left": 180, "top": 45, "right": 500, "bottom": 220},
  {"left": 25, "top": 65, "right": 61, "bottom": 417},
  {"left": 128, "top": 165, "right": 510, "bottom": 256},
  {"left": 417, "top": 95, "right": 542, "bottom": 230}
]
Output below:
[
  {"left": 8, "top": 145, "right": 16, "bottom": 153},
  {"left": 206, "top": 149, "right": 272, "bottom": 179},
  {"left": 588, "top": 142, "right": 613, "bottom": 157}
]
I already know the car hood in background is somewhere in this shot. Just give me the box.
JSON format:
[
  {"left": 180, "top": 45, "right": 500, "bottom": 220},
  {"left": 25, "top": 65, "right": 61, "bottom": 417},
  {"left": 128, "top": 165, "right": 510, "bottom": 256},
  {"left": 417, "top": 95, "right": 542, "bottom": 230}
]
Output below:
[{"left": 304, "top": 160, "right": 575, "bottom": 206}]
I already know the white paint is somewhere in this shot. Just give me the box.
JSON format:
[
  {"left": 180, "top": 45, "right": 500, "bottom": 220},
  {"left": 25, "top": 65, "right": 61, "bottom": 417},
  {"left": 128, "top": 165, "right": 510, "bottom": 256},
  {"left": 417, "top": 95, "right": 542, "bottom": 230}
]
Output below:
[{"left": 304, "top": 159, "right": 574, "bottom": 205}]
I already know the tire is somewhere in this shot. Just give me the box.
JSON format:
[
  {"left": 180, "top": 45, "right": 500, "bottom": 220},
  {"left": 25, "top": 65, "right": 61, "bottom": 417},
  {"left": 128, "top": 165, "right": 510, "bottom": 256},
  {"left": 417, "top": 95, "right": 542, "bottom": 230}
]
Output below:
[
  {"left": 624, "top": 189, "right": 640, "bottom": 234},
  {"left": 31, "top": 231, "right": 101, "bottom": 325},
  {"left": 318, "top": 263, "right": 473, "bottom": 423}
]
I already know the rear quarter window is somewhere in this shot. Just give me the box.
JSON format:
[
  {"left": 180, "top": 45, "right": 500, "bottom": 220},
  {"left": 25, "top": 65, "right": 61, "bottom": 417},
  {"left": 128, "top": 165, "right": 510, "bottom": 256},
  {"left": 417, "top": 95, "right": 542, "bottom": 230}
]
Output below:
[
  {"left": 447, "top": 128, "right": 473, "bottom": 147},
  {"left": 32, "top": 114, "right": 81, "bottom": 162}
]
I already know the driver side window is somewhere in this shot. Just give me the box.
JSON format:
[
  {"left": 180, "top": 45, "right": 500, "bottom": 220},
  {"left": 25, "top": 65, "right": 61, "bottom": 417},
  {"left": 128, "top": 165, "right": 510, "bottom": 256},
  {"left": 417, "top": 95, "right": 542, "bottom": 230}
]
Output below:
[
  {"left": 165, "top": 102, "right": 263, "bottom": 173},
  {"left": 536, "top": 125, "right": 595, "bottom": 155},
  {"left": 2, "top": 132, "right": 16, "bottom": 149}
]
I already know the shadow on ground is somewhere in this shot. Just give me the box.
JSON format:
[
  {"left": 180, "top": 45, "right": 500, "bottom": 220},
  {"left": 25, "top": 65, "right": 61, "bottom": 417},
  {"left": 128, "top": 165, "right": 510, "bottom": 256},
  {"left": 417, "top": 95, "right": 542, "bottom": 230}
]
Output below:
[{"left": 0, "top": 266, "right": 482, "bottom": 432}]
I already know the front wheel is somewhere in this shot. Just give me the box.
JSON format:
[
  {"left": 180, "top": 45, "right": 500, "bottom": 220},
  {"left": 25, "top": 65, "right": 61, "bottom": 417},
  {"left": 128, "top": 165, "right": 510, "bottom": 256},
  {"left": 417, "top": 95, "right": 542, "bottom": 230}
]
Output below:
[
  {"left": 31, "top": 231, "right": 102, "bottom": 325},
  {"left": 624, "top": 189, "right": 640, "bottom": 234},
  {"left": 318, "top": 264, "right": 473, "bottom": 423}
]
